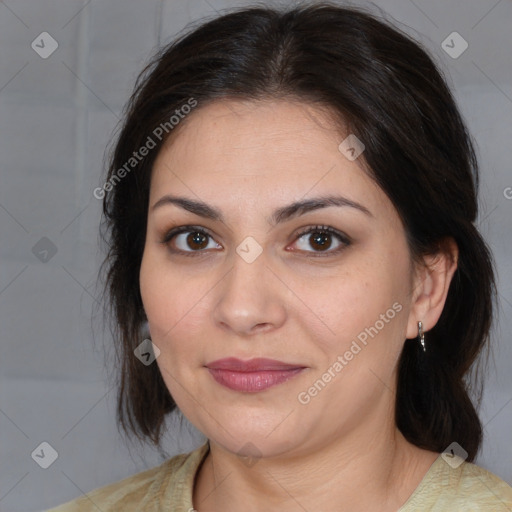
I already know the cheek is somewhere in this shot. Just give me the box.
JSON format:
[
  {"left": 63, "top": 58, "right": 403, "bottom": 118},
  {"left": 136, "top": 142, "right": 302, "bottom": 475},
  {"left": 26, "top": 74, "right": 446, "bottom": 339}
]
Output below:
[
  {"left": 139, "top": 252, "right": 212, "bottom": 374},
  {"left": 140, "top": 249, "right": 198, "bottom": 330},
  {"left": 300, "top": 250, "right": 409, "bottom": 360},
  {"left": 294, "top": 263, "right": 386, "bottom": 335}
]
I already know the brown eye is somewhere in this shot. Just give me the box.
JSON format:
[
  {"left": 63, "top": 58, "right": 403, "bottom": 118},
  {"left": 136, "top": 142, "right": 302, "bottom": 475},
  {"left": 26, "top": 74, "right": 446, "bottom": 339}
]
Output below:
[
  {"left": 185, "top": 231, "right": 209, "bottom": 250},
  {"left": 162, "top": 226, "right": 222, "bottom": 255},
  {"left": 292, "top": 225, "right": 351, "bottom": 255},
  {"left": 308, "top": 231, "right": 333, "bottom": 251}
]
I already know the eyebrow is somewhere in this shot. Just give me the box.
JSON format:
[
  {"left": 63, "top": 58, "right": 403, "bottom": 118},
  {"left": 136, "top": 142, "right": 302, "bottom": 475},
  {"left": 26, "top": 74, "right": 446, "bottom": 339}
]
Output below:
[{"left": 151, "top": 194, "right": 373, "bottom": 225}]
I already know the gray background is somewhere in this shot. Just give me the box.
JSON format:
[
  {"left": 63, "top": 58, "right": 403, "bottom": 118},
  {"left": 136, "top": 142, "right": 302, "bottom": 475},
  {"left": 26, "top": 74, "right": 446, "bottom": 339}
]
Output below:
[{"left": 0, "top": 0, "right": 511, "bottom": 510}]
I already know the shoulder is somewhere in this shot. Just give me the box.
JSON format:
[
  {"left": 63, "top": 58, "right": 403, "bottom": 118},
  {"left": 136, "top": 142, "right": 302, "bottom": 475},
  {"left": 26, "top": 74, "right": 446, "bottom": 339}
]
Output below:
[
  {"left": 400, "top": 454, "right": 512, "bottom": 511},
  {"left": 46, "top": 441, "right": 210, "bottom": 512}
]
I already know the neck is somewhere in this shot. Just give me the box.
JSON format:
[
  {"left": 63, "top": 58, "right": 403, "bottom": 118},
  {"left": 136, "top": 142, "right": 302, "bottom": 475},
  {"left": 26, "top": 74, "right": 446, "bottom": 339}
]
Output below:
[{"left": 193, "top": 417, "right": 438, "bottom": 512}]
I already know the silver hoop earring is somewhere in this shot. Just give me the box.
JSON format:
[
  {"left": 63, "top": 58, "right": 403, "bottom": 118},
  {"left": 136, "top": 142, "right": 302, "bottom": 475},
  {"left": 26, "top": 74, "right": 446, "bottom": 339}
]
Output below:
[{"left": 418, "top": 321, "right": 426, "bottom": 353}]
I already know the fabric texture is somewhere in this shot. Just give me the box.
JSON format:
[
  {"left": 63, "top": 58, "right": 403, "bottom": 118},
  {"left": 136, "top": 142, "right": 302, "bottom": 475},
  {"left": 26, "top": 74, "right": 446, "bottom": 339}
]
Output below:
[{"left": 48, "top": 441, "right": 512, "bottom": 511}]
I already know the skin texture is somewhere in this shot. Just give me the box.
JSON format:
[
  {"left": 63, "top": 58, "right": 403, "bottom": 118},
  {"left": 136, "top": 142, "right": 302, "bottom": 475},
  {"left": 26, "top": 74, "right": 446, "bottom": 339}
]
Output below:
[{"left": 139, "top": 99, "right": 458, "bottom": 512}]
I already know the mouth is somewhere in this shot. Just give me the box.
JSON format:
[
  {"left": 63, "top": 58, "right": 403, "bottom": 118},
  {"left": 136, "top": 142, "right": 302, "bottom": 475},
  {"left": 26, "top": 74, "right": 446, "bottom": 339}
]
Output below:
[{"left": 205, "top": 357, "right": 307, "bottom": 392}]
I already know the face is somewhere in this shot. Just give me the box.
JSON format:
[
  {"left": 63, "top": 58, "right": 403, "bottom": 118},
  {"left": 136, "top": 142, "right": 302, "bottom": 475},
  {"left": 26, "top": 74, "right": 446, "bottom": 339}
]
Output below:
[{"left": 139, "top": 99, "right": 417, "bottom": 459}]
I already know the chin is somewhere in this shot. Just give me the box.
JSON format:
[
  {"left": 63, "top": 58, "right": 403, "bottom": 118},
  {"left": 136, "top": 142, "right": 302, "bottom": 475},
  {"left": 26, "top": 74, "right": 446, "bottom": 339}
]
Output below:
[
  {"left": 219, "top": 437, "right": 294, "bottom": 459},
  {"left": 197, "top": 404, "right": 340, "bottom": 462}
]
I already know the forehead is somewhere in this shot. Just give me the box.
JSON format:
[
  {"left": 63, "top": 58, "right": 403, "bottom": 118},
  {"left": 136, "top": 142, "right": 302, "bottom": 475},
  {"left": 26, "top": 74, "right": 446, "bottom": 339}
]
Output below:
[
  {"left": 150, "top": 99, "right": 387, "bottom": 216},
  {"left": 155, "top": 99, "right": 342, "bottom": 168}
]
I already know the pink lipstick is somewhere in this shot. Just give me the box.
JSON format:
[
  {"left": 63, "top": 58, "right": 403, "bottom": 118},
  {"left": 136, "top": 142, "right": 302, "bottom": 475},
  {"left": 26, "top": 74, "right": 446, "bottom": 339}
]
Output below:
[{"left": 205, "top": 357, "right": 306, "bottom": 392}]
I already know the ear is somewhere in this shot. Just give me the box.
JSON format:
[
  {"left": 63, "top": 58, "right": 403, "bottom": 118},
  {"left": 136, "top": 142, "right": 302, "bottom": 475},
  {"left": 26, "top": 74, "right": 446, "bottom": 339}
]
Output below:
[{"left": 405, "top": 237, "right": 458, "bottom": 339}]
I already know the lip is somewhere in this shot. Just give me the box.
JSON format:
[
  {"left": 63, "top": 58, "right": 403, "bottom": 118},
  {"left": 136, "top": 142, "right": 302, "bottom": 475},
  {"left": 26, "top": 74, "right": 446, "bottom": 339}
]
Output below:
[
  {"left": 206, "top": 357, "right": 304, "bottom": 371},
  {"left": 205, "top": 358, "right": 307, "bottom": 392}
]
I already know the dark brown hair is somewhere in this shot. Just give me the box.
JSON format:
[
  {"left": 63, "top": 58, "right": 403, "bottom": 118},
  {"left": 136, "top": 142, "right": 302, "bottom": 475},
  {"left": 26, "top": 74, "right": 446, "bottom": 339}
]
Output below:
[{"left": 97, "top": 2, "right": 496, "bottom": 460}]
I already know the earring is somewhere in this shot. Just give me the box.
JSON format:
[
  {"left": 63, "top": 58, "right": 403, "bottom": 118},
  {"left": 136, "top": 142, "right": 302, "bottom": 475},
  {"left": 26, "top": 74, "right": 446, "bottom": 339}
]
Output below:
[
  {"left": 141, "top": 319, "right": 151, "bottom": 340},
  {"left": 418, "top": 321, "right": 426, "bottom": 353}
]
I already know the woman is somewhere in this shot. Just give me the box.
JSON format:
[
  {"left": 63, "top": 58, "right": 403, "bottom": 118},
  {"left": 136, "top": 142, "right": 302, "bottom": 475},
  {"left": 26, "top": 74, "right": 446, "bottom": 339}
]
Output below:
[{"left": 49, "top": 2, "right": 512, "bottom": 511}]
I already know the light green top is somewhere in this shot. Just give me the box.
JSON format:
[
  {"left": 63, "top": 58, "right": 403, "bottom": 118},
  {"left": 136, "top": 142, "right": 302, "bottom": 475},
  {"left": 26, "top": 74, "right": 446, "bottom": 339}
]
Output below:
[{"left": 48, "top": 441, "right": 512, "bottom": 511}]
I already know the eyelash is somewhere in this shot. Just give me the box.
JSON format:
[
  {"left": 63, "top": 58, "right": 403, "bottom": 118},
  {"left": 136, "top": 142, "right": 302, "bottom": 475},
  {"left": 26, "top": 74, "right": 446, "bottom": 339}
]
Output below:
[{"left": 160, "top": 224, "right": 351, "bottom": 258}]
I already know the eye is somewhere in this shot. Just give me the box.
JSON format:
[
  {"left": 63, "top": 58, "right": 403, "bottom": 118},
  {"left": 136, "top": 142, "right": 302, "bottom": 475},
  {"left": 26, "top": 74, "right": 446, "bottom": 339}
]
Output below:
[
  {"left": 161, "top": 226, "right": 222, "bottom": 256},
  {"left": 291, "top": 225, "right": 351, "bottom": 255},
  {"left": 161, "top": 224, "right": 351, "bottom": 257}
]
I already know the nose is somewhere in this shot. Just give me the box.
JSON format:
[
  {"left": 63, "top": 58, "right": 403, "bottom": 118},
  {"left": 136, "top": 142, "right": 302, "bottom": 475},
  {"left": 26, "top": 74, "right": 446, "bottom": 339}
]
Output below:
[{"left": 212, "top": 251, "right": 287, "bottom": 337}]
